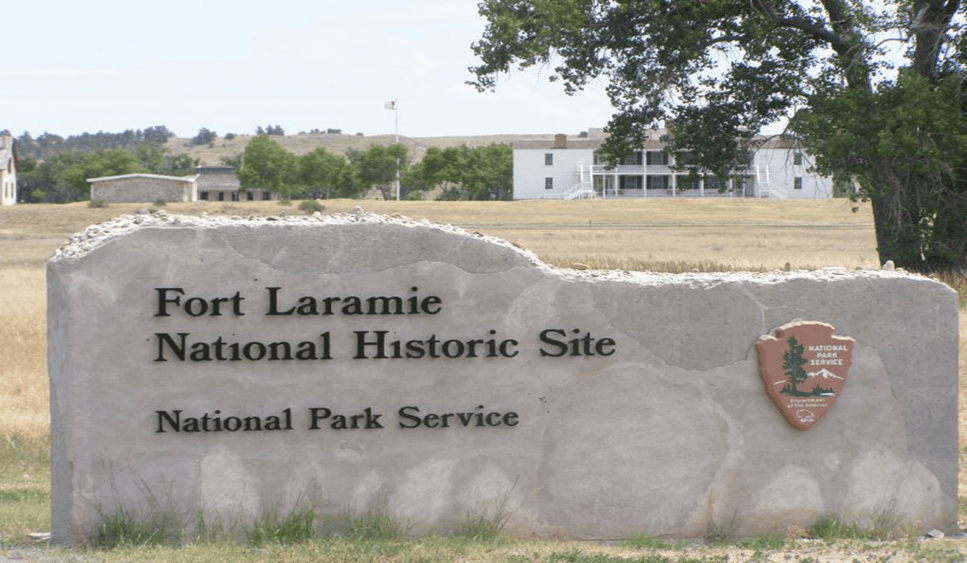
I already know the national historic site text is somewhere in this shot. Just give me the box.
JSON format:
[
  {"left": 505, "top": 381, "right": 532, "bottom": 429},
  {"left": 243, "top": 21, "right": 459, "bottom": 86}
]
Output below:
[{"left": 153, "top": 286, "right": 617, "bottom": 362}]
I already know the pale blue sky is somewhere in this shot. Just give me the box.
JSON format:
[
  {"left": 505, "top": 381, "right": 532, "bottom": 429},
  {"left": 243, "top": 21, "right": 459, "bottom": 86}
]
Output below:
[{"left": 3, "top": 0, "right": 616, "bottom": 138}]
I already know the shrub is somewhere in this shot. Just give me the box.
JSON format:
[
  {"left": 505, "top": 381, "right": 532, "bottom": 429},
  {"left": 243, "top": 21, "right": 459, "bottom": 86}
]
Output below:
[{"left": 298, "top": 199, "right": 325, "bottom": 214}]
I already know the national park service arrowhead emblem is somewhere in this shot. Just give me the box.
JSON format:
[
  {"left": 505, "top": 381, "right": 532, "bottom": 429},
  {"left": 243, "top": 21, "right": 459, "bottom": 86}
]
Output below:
[{"left": 755, "top": 321, "right": 854, "bottom": 430}]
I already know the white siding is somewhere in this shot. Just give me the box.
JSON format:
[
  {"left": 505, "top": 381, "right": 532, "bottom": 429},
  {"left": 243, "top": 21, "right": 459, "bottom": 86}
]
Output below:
[
  {"left": 513, "top": 149, "right": 595, "bottom": 199},
  {"left": 0, "top": 136, "right": 16, "bottom": 206},
  {"left": 753, "top": 149, "right": 833, "bottom": 199}
]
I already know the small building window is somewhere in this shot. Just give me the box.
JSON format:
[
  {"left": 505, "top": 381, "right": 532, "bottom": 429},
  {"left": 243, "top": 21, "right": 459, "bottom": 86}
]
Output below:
[
  {"left": 622, "top": 151, "right": 644, "bottom": 166},
  {"left": 646, "top": 151, "right": 669, "bottom": 166},
  {"left": 545, "top": 153, "right": 553, "bottom": 165},
  {"left": 646, "top": 175, "right": 670, "bottom": 190},
  {"left": 794, "top": 177, "right": 803, "bottom": 190},
  {"left": 794, "top": 152, "right": 803, "bottom": 166},
  {"left": 262, "top": 191, "right": 271, "bottom": 201},
  {"left": 619, "top": 176, "right": 643, "bottom": 190},
  {"left": 545, "top": 177, "right": 554, "bottom": 190}
]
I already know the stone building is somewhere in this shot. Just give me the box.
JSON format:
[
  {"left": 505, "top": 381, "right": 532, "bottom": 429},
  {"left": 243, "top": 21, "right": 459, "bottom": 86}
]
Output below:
[
  {"left": 196, "top": 165, "right": 275, "bottom": 201},
  {"left": 0, "top": 135, "right": 17, "bottom": 206},
  {"left": 88, "top": 173, "right": 198, "bottom": 203}
]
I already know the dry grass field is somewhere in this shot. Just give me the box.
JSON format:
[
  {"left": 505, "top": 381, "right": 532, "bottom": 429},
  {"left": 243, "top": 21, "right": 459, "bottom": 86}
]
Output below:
[{"left": 0, "top": 198, "right": 964, "bottom": 560}]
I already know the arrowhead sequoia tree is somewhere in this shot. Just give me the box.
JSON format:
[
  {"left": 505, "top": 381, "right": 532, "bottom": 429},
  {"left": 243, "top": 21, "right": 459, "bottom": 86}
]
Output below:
[{"left": 469, "top": 0, "right": 967, "bottom": 271}]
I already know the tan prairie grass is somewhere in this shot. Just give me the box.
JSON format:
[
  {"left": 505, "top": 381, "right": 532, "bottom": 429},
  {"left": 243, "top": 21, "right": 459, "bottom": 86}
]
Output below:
[
  {"left": 0, "top": 198, "right": 879, "bottom": 270},
  {"left": 0, "top": 267, "right": 47, "bottom": 442}
]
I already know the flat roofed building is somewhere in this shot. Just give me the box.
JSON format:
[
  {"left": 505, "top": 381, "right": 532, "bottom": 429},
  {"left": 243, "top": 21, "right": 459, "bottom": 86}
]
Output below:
[
  {"left": 513, "top": 129, "right": 833, "bottom": 200},
  {"left": 196, "top": 165, "right": 275, "bottom": 201},
  {"left": 88, "top": 173, "right": 198, "bottom": 203}
]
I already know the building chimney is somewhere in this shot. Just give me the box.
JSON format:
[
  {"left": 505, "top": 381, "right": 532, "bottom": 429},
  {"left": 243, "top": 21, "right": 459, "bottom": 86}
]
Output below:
[{"left": 553, "top": 134, "right": 567, "bottom": 149}]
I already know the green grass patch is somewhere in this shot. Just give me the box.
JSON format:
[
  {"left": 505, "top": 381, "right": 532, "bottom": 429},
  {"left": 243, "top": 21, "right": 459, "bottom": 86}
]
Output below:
[
  {"left": 806, "top": 515, "right": 864, "bottom": 541},
  {"left": 0, "top": 434, "right": 50, "bottom": 541},
  {"left": 734, "top": 534, "right": 789, "bottom": 550},
  {"left": 345, "top": 507, "right": 410, "bottom": 541},
  {"left": 248, "top": 504, "right": 315, "bottom": 546}
]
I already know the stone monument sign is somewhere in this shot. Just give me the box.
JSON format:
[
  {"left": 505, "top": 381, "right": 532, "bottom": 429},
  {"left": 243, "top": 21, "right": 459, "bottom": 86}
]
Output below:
[{"left": 48, "top": 211, "right": 958, "bottom": 544}]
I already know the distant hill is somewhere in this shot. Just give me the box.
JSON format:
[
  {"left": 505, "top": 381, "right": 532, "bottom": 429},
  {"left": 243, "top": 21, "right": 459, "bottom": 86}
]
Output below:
[{"left": 163, "top": 133, "right": 560, "bottom": 166}]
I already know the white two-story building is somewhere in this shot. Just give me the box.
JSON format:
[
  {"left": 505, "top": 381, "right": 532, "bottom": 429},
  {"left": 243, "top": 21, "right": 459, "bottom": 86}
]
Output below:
[
  {"left": 1, "top": 135, "right": 16, "bottom": 206},
  {"left": 513, "top": 129, "right": 833, "bottom": 200}
]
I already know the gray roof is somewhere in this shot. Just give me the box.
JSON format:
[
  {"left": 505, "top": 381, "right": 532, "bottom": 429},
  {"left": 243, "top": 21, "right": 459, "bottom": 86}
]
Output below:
[{"left": 87, "top": 173, "right": 199, "bottom": 184}]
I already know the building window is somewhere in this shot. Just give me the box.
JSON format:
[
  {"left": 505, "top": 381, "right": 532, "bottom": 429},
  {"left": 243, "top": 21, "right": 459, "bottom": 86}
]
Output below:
[
  {"left": 545, "top": 177, "right": 554, "bottom": 190},
  {"left": 262, "top": 191, "right": 271, "bottom": 201},
  {"left": 646, "top": 175, "right": 670, "bottom": 190},
  {"left": 545, "top": 153, "right": 553, "bottom": 165},
  {"left": 619, "top": 176, "right": 642, "bottom": 190},
  {"left": 646, "top": 151, "right": 669, "bottom": 166},
  {"left": 622, "top": 151, "right": 644, "bottom": 166},
  {"left": 794, "top": 177, "right": 803, "bottom": 190},
  {"left": 794, "top": 152, "right": 803, "bottom": 166}
]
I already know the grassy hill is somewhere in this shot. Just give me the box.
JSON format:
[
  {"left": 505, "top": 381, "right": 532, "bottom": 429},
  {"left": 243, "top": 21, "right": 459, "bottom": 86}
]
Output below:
[{"left": 163, "top": 132, "right": 556, "bottom": 165}]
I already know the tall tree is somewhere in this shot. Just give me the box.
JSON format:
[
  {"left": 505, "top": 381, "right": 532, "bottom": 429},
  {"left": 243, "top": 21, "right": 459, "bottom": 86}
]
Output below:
[
  {"left": 299, "top": 147, "right": 362, "bottom": 199},
  {"left": 470, "top": 0, "right": 967, "bottom": 270},
  {"left": 460, "top": 143, "right": 513, "bottom": 200},
  {"left": 347, "top": 144, "right": 410, "bottom": 200},
  {"left": 404, "top": 147, "right": 465, "bottom": 198},
  {"left": 191, "top": 128, "right": 218, "bottom": 146},
  {"left": 237, "top": 135, "right": 298, "bottom": 199}
]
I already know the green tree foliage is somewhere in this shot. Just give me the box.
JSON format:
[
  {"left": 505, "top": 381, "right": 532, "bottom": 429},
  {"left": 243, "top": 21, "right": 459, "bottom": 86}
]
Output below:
[
  {"left": 63, "top": 149, "right": 145, "bottom": 198},
  {"left": 18, "top": 150, "right": 144, "bottom": 202},
  {"left": 13, "top": 126, "right": 187, "bottom": 202},
  {"left": 134, "top": 144, "right": 200, "bottom": 176},
  {"left": 404, "top": 144, "right": 513, "bottom": 200},
  {"left": 191, "top": 128, "right": 218, "bottom": 146},
  {"left": 460, "top": 143, "right": 513, "bottom": 200},
  {"left": 17, "top": 153, "right": 80, "bottom": 203},
  {"left": 347, "top": 144, "right": 410, "bottom": 200},
  {"left": 404, "top": 147, "right": 466, "bottom": 197},
  {"left": 237, "top": 135, "right": 298, "bottom": 198},
  {"left": 220, "top": 154, "right": 243, "bottom": 169},
  {"left": 470, "top": 0, "right": 967, "bottom": 270},
  {"left": 299, "top": 147, "right": 362, "bottom": 199},
  {"left": 15, "top": 126, "right": 174, "bottom": 160}
]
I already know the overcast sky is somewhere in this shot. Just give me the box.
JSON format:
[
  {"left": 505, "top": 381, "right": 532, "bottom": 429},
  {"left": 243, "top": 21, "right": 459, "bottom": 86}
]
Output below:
[{"left": 3, "top": 0, "right": 617, "bottom": 139}]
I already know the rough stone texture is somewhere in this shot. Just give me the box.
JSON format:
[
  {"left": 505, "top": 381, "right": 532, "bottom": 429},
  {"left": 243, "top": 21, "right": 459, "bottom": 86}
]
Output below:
[
  {"left": 48, "top": 212, "right": 958, "bottom": 544},
  {"left": 88, "top": 174, "right": 197, "bottom": 203}
]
